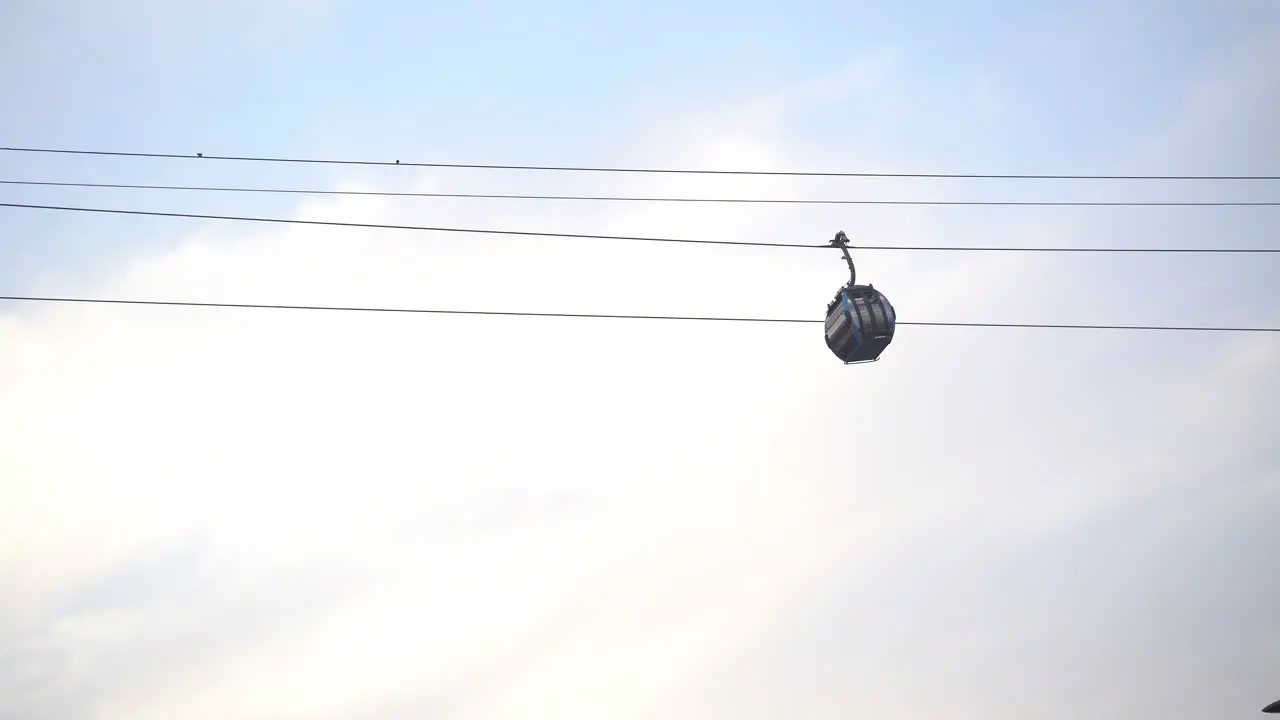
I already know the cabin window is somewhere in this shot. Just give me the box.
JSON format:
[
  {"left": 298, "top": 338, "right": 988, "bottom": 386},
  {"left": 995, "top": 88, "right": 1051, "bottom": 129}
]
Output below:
[{"left": 826, "top": 308, "right": 849, "bottom": 339}]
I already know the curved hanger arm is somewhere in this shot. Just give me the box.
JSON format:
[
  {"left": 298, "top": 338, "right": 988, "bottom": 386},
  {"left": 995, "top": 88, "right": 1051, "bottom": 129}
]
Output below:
[{"left": 831, "top": 230, "right": 856, "bottom": 286}]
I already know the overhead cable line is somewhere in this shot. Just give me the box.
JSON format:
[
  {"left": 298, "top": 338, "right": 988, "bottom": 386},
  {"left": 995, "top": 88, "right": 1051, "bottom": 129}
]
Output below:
[
  {"left": 3, "top": 202, "right": 1277, "bottom": 254},
  {"left": 1, "top": 295, "right": 1276, "bottom": 332},
  {"left": 4, "top": 179, "right": 1279, "bottom": 206},
  {"left": 4, "top": 146, "right": 1279, "bottom": 180}
]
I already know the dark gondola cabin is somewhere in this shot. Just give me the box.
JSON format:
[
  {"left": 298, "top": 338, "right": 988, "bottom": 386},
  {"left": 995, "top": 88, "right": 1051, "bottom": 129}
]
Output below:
[
  {"left": 824, "top": 230, "right": 896, "bottom": 364},
  {"left": 824, "top": 284, "right": 896, "bottom": 363}
]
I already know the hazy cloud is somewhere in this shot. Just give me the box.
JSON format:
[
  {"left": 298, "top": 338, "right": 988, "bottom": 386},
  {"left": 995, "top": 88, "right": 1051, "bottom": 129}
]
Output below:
[{"left": 1, "top": 10, "right": 1277, "bottom": 720}]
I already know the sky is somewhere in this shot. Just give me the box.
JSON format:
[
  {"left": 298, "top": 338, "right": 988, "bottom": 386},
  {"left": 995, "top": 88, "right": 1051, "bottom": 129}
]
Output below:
[{"left": 0, "top": 1, "right": 1278, "bottom": 719}]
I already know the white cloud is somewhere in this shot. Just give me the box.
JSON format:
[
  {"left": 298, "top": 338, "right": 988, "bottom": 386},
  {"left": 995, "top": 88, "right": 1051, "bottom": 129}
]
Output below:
[{"left": 1, "top": 43, "right": 1278, "bottom": 720}]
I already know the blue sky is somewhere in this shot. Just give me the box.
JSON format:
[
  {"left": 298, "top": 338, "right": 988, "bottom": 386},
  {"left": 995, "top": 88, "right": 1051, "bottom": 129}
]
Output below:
[
  {"left": 0, "top": 1, "right": 1263, "bottom": 154},
  {"left": 0, "top": 2, "right": 1278, "bottom": 719},
  {"left": 3, "top": 1, "right": 1271, "bottom": 170},
  {"left": 2, "top": 1, "right": 1277, "bottom": 297}
]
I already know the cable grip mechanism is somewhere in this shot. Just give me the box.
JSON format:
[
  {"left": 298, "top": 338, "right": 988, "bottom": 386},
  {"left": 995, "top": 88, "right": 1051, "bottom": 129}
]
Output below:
[{"left": 831, "top": 230, "right": 856, "bottom": 286}]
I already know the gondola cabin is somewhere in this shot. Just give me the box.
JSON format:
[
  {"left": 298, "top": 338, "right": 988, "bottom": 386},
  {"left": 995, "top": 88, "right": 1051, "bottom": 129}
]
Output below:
[{"left": 824, "top": 283, "right": 896, "bottom": 363}]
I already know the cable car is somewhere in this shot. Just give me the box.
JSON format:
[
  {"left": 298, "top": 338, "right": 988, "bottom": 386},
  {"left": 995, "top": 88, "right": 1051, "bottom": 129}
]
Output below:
[{"left": 824, "top": 231, "right": 896, "bottom": 364}]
